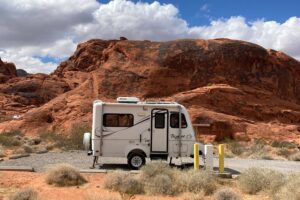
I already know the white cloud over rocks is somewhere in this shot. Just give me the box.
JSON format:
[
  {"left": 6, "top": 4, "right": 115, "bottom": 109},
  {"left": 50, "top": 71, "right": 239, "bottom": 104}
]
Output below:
[{"left": 0, "top": 0, "right": 299, "bottom": 73}]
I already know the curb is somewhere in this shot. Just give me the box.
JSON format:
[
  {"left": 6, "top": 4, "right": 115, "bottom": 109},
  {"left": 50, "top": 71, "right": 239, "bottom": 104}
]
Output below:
[{"left": 0, "top": 166, "right": 34, "bottom": 172}]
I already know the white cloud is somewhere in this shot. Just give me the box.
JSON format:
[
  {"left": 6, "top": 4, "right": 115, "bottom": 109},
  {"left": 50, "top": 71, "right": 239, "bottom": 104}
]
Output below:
[
  {"left": 0, "top": 0, "right": 299, "bottom": 74},
  {"left": 188, "top": 16, "right": 300, "bottom": 60},
  {"left": 0, "top": 50, "right": 57, "bottom": 74},
  {"left": 74, "top": 0, "right": 188, "bottom": 41}
]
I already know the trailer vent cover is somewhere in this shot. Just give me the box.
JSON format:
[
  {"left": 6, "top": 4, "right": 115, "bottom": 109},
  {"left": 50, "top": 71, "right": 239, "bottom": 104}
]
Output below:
[{"left": 117, "top": 97, "right": 140, "bottom": 103}]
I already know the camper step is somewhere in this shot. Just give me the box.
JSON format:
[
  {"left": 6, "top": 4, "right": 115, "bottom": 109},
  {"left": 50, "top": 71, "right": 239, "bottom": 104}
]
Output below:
[{"left": 150, "top": 153, "right": 168, "bottom": 160}]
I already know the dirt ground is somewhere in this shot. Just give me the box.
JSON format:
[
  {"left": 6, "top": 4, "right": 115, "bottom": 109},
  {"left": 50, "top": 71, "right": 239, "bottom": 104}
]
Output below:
[{"left": 0, "top": 171, "right": 273, "bottom": 200}]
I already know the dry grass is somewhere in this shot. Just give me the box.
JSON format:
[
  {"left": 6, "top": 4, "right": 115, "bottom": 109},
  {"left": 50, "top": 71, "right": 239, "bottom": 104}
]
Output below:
[
  {"left": 272, "top": 173, "right": 300, "bottom": 200},
  {"left": 141, "top": 161, "right": 181, "bottom": 195},
  {"left": 39, "top": 123, "right": 91, "bottom": 150},
  {"left": 0, "top": 130, "right": 22, "bottom": 147},
  {"left": 46, "top": 164, "right": 87, "bottom": 187},
  {"left": 214, "top": 188, "right": 241, "bottom": 200},
  {"left": 289, "top": 152, "right": 300, "bottom": 161},
  {"left": 9, "top": 188, "right": 38, "bottom": 200},
  {"left": 271, "top": 140, "right": 297, "bottom": 149},
  {"left": 226, "top": 140, "right": 246, "bottom": 156},
  {"left": 0, "top": 144, "right": 5, "bottom": 158},
  {"left": 238, "top": 167, "right": 284, "bottom": 194},
  {"left": 104, "top": 171, "right": 144, "bottom": 195},
  {"left": 181, "top": 170, "right": 217, "bottom": 195}
]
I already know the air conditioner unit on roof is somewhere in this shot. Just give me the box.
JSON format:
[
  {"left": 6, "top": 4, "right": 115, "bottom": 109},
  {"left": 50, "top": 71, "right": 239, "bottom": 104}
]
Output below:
[{"left": 117, "top": 97, "right": 140, "bottom": 103}]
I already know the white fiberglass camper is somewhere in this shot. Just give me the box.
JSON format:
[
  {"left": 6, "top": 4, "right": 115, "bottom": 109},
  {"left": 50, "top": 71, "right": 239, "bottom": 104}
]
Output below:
[{"left": 83, "top": 97, "right": 204, "bottom": 169}]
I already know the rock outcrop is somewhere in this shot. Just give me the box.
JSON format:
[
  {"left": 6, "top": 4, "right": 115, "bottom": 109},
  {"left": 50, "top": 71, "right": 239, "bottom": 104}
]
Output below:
[
  {"left": 1, "top": 38, "right": 300, "bottom": 144},
  {"left": 0, "top": 58, "right": 17, "bottom": 83}
]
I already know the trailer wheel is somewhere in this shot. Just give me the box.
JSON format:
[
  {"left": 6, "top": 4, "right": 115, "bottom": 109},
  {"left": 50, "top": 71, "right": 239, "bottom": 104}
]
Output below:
[{"left": 128, "top": 153, "right": 145, "bottom": 170}]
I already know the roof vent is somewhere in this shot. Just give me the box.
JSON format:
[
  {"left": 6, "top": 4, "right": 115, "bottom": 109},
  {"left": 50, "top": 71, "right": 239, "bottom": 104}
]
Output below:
[{"left": 117, "top": 97, "right": 140, "bottom": 103}]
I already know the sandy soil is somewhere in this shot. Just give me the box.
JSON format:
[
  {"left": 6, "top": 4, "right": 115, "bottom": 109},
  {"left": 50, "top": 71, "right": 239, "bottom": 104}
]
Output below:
[{"left": 0, "top": 171, "right": 273, "bottom": 200}]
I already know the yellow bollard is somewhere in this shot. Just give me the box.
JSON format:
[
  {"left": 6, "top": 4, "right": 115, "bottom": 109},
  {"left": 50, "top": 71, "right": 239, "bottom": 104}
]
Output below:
[
  {"left": 219, "top": 144, "right": 225, "bottom": 173},
  {"left": 194, "top": 143, "right": 199, "bottom": 170}
]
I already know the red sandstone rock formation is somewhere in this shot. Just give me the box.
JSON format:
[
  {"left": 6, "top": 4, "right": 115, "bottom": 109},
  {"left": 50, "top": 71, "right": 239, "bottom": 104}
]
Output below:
[
  {"left": 0, "top": 58, "right": 17, "bottom": 83},
  {"left": 0, "top": 39, "right": 300, "bottom": 144}
]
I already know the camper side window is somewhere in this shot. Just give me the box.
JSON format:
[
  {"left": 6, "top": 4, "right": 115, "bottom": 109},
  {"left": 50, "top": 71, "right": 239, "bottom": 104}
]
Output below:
[
  {"left": 155, "top": 113, "right": 165, "bottom": 129},
  {"left": 170, "top": 113, "right": 187, "bottom": 128},
  {"left": 103, "top": 114, "right": 134, "bottom": 127}
]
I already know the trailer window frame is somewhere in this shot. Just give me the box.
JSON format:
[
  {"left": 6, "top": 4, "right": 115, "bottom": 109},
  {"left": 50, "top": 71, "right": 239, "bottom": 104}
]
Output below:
[
  {"left": 170, "top": 112, "right": 188, "bottom": 128},
  {"left": 154, "top": 112, "right": 165, "bottom": 129},
  {"left": 103, "top": 113, "right": 134, "bottom": 127}
]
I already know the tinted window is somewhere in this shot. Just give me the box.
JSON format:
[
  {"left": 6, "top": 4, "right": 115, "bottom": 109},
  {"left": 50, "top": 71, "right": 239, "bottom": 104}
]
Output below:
[
  {"left": 103, "top": 114, "right": 134, "bottom": 127},
  {"left": 170, "top": 113, "right": 187, "bottom": 128},
  {"left": 155, "top": 113, "right": 165, "bottom": 129}
]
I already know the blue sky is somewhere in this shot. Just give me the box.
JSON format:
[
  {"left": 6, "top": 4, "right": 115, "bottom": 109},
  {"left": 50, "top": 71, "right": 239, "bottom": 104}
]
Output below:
[
  {"left": 0, "top": 0, "right": 299, "bottom": 73},
  {"left": 99, "top": 0, "right": 300, "bottom": 26}
]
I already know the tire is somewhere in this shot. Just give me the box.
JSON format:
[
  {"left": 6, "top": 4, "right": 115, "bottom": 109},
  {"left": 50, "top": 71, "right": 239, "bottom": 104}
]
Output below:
[
  {"left": 127, "top": 152, "right": 145, "bottom": 170},
  {"left": 83, "top": 132, "right": 91, "bottom": 151}
]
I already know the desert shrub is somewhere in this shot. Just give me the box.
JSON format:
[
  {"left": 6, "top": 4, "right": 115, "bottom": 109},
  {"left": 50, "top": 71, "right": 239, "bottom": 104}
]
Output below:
[
  {"left": 22, "top": 145, "right": 33, "bottom": 153},
  {"left": 226, "top": 141, "right": 246, "bottom": 156},
  {"left": 67, "top": 123, "right": 91, "bottom": 150},
  {"left": 276, "top": 148, "right": 290, "bottom": 158},
  {"left": 39, "top": 123, "right": 91, "bottom": 150},
  {"left": 271, "top": 140, "right": 296, "bottom": 149},
  {"left": 104, "top": 171, "right": 144, "bottom": 195},
  {"left": 141, "top": 161, "right": 181, "bottom": 195},
  {"left": 0, "top": 145, "right": 5, "bottom": 158},
  {"left": 181, "top": 170, "right": 217, "bottom": 195},
  {"left": 145, "top": 174, "right": 177, "bottom": 195},
  {"left": 238, "top": 167, "right": 284, "bottom": 194},
  {"left": 9, "top": 188, "right": 38, "bottom": 200},
  {"left": 46, "top": 164, "right": 87, "bottom": 187},
  {"left": 261, "top": 154, "right": 274, "bottom": 160},
  {"left": 214, "top": 188, "right": 241, "bottom": 200},
  {"left": 289, "top": 152, "right": 300, "bottom": 161},
  {"left": 273, "top": 173, "right": 300, "bottom": 200},
  {"left": 140, "top": 161, "right": 174, "bottom": 180},
  {"left": 181, "top": 192, "right": 205, "bottom": 200},
  {"left": 0, "top": 130, "right": 22, "bottom": 147}
]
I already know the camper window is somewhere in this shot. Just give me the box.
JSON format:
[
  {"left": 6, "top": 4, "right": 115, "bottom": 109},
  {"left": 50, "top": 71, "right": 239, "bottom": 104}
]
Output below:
[
  {"left": 155, "top": 113, "right": 165, "bottom": 129},
  {"left": 103, "top": 114, "right": 134, "bottom": 127},
  {"left": 170, "top": 113, "right": 187, "bottom": 128}
]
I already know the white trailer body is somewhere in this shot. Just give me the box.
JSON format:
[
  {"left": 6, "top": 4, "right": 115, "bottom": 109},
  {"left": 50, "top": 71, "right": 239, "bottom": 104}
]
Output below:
[{"left": 84, "top": 97, "right": 204, "bottom": 169}]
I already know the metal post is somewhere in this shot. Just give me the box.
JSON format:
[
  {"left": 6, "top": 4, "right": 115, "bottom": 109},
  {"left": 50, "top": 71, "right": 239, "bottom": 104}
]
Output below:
[
  {"left": 219, "top": 144, "right": 225, "bottom": 173},
  {"left": 205, "top": 144, "right": 213, "bottom": 171},
  {"left": 194, "top": 143, "right": 199, "bottom": 170}
]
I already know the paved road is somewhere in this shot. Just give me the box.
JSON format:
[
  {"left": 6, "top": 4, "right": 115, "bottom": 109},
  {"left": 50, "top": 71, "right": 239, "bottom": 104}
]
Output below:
[{"left": 0, "top": 151, "right": 299, "bottom": 173}]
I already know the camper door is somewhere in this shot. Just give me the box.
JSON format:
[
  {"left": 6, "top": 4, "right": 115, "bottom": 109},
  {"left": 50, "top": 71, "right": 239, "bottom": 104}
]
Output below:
[{"left": 151, "top": 109, "right": 168, "bottom": 153}]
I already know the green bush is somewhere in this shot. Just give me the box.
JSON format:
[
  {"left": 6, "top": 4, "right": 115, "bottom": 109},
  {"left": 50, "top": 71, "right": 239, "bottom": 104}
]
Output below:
[
  {"left": 238, "top": 167, "right": 285, "bottom": 194},
  {"left": 46, "top": 164, "right": 87, "bottom": 187},
  {"left": 9, "top": 188, "right": 38, "bottom": 200}
]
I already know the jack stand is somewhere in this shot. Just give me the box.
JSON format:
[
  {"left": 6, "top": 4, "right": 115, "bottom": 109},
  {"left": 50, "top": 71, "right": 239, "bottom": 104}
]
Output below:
[
  {"left": 169, "top": 157, "right": 174, "bottom": 166},
  {"left": 90, "top": 156, "right": 99, "bottom": 169}
]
